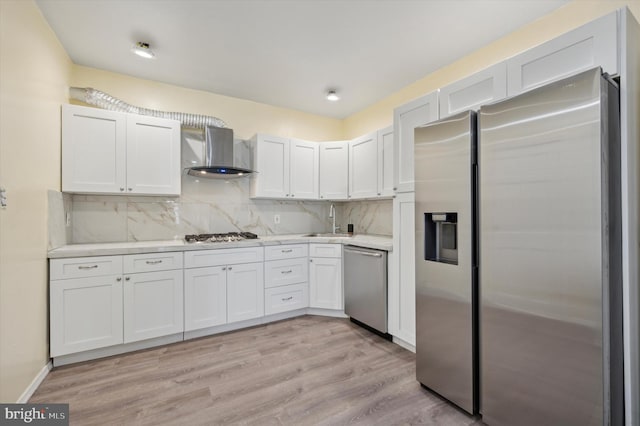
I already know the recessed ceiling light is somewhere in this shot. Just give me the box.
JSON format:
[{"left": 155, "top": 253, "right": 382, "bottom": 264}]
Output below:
[
  {"left": 326, "top": 90, "right": 340, "bottom": 102},
  {"left": 131, "top": 42, "right": 155, "bottom": 59}
]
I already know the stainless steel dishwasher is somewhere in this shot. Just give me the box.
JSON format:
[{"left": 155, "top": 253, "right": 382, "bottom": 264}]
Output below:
[{"left": 344, "top": 245, "right": 389, "bottom": 335}]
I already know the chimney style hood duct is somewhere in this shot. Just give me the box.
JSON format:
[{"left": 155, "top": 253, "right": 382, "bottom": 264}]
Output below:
[{"left": 187, "top": 126, "right": 254, "bottom": 178}]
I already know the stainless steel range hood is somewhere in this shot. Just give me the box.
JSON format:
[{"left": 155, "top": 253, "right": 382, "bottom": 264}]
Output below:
[{"left": 187, "top": 126, "right": 254, "bottom": 178}]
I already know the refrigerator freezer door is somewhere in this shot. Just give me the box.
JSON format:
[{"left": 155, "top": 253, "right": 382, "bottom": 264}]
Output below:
[
  {"left": 479, "top": 68, "right": 619, "bottom": 426},
  {"left": 415, "top": 110, "right": 476, "bottom": 414}
]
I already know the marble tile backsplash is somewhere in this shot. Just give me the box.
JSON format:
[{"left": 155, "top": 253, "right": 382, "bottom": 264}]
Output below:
[
  {"left": 342, "top": 199, "right": 393, "bottom": 236},
  {"left": 70, "top": 176, "right": 337, "bottom": 243}
]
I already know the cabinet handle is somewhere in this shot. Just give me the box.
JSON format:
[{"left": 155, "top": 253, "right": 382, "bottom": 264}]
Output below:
[
  {"left": 320, "top": 195, "right": 324, "bottom": 198},
  {"left": 125, "top": 276, "right": 130, "bottom": 281},
  {"left": 309, "top": 259, "right": 313, "bottom": 263},
  {"left": 281, "top": 270, "right": 293, "bottom": 274},
  {"left": 120, "top": 187, "right": 125, "bottom": 192},
  {"left": 393, "top": 187, "right": 397, "bottom": 191},
  {"left": 116, "top": 277, "right": 122, "bottom": 282},
  {"left": 222, "top": 267, "right": 227, "bottom": 271},
  {"left": 281, "top": 249, "right": 293, "bottom": 253},
  {"left": 228, "top": 266, "right": 233, "bottom": 270},
  {"left": 128, "top": 188, "right": 132, "bottom": 192},
  {"left": 146, "top": 260, "right": 162, "bottom": 265},
  {"left": 377, "top": 192, "right": 381, "bottom": 196},
  {"left": 78, "top": 265, "right": 98, "bottom": 270},
  {"left": 291, "top": 194, "right": 295, "bottom": 197},
  {"left": 281, "top": 296, "right": 293, "bottom": 301}
]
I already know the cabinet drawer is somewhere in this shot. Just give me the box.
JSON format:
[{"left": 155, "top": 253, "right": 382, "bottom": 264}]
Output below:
[
  {"left": 309, "top": 243, "right": 342, "bottom": 258},
  {"left": 265, "top": 283, "right": 309, "bottom": 315},
  {"left": 184, "top": 247, "right": 264, "bottom": 268},
  {"left": 123, "top": 252, "right": 183, "bottom": 273},
  {"left": 264, "top": 244, "right": 308, "bottom": 261},
  {"left": 50, "top": 256, "right": 123, "bottom": 280},
  {"left": 265, "top": 257, "right": 309, "bottom": 288}
]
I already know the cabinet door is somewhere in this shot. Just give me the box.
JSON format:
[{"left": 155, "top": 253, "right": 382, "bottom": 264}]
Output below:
[
  {"left": 349, "top": 132, "right": 378, "bottom": 199},
  {"left": 50, "top": 276, "right": 123, "bottom": 357},
  {"left": 62, "top": 104, "right": 126, "bottom": 194},
  {"left": 507, "top": 11, "right": 617, "bottom": 96},
  {"left": 227, "top": 262, "right": 265, "bottom": 323},
  {"left": 393, "top": 91, "right": 438, "bottom": 193},
  {"left": 390, "top": 192, "right": 416, "bottom": 345},
  {"left": 123, "top": 270, "right": 183, "bottom": 343},
  {"left": 377, "top": 126, "right": 394, "bottom": 197},
  {"left": 319, "top": 141, "right": 349, "bottom": 200},
  {"left": 126, "top": 115, "right": 181, "bottom": 195},
  {"left": 290, "top": 139, "right": 319, "bottom": 199},
  {"left": 309, "top": 257, "right": 342, "bottom": 310},
  {"left": 251, "top": 134, "right": 290, "bottom": 198},
  {"left": 184, "top": 266, "right": 227, "bottom": 331},
  {"left": 439, "top": 63, "right": 507, "bottom": 118}
]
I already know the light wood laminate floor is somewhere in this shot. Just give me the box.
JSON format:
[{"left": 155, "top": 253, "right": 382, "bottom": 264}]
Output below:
[{"left": 31, "top": 316, "right": 482, "bottom": 425}]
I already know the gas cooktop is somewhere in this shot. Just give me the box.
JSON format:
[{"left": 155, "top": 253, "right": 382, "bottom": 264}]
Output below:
[{"left": 184, "top": 232, "right": 259, "bottom": 244}]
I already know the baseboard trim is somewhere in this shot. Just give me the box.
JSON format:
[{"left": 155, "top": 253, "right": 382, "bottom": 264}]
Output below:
[
  {"left": 392, "top": 336, "right": 416, "bottom": 353},
  {"left": 17, "top": 361, "right": 52, "bottom": 403}
]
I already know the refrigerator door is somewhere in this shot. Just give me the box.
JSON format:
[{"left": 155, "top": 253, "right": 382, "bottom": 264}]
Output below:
[
  {"left": 415, "top": 110, "right": 477, "bottom": 414},
  {"left": 479, "top": 67, "right": 620, "bottom": 426}
]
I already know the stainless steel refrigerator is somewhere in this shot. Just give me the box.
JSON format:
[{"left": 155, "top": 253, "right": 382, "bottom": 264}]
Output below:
[
  {"left": 479, "top": 67, "right": 623, "bottom": 426},
  {"left": 414, "top": 110, "right": 478, "bottom": 415}
]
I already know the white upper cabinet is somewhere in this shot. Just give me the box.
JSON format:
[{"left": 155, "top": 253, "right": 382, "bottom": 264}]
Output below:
[
  {"left": 290, "top": 138, "right": 319, "bottom": 199},
  {"left": 126, "top": 114, "right": 181, "bottom": 195},
  {"left": 377, "top": 126, "right": 394, "bottom": 197},
  {"left": 393, "top": 91, "right": 439, "bottom": 193},
  {"left": 439, "top": 63, "right": 507, "bottom": 118},
  {"left": 251, "top": 134, "right": 319, "bottom": 199},
  {"left": 349, "top": 131, "right": 378, "bottom": 199},
  {"left": 62, "top": 104, "right": 181, "bottom": 196},
  {"left": 62, "top": 105, "right": 127, "bottom": 194},
  {"left": 251, "top": 134, "right": 290, "bottom": 198},
  {"left": 319, "top": 141, "right": 349, "bottom": 200},
  {"left": 507, "top": 11, "right": 618, "bottom": 96}
]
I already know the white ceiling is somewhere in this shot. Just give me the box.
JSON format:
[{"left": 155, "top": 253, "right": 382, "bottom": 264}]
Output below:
[{"left": 35, "top": 0, "right": 569, "bottom": 119}]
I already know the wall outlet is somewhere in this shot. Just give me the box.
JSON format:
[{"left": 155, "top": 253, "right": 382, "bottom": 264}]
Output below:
[{"left": 274, "top": 214, "right": 281, "bottom": 224}]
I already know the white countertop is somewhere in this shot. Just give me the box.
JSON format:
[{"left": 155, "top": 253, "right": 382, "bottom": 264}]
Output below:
[{"left": 48, "top": 234, "right": 393, "bottom": 258}]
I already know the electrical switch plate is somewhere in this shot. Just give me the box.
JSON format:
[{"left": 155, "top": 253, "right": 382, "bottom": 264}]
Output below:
[{"left": 274, "top": 214, "right": 281, "bottom": 224}]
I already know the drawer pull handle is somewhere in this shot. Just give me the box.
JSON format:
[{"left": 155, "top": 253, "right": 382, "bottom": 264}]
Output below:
[
  {"left": 281, "top": 270, "right": 293, "bottom": 274},
  {"left": 125, "top": 276, "right": 130, "bottom": 281},
  {"left": 281, "top": 296, "right": 293, "bottom": 301},
  {"left": 281, "top": 249, "right": 293, "bottom": 253},
  {"left": 146, "top": 260, "right": 163, "bottom": 265},
  {"left": 78, "top": 265, "right": 98, "bottom": 270}
]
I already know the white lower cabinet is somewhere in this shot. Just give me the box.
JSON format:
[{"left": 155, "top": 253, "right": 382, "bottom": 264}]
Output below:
[
  {"left": 184, "top": 266, "right": 227, "bottom": 331},
  {"left": 123, "top": 269, "right": 183, "bottom": 343},
  {"left": 309, "top": 243, "right": 342, "bottom": 310},
  {"left": 226, "top": 262, "right": 265, "bottom": 323},
  {"left": 264, "top": 244, "right": 309, "bottom": 315},
  {"left": 183, "top": 247, "right": 265, "bottom": 330},
  {"left": 50, "top": 275, "right": 123, "bottom": 357},
  {"left": 390, "top": 192, "right": 416, "bottom": 345}
]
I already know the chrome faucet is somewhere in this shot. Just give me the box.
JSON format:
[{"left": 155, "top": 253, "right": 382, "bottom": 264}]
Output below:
[{"left": 329, "top": 204, "right": 340, "bottom": 234}]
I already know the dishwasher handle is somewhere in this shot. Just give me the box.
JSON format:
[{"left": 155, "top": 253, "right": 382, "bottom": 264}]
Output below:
[{"left": 344, "top": 248, "right": 383, "bottom": 258}]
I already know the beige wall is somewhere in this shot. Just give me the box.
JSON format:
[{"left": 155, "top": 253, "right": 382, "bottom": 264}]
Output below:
[
  {"left": 70, "top": 66, "right": 344, "bottom": 142},
  {"left": 0, "top": 1, "right": 72, "bottom": 402},
  {"left": 343, "top": 0, "right": 640, "bottom": 138}
]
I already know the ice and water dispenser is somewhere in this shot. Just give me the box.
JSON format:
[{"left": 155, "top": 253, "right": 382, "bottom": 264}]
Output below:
[{"left": 424, "top": 213, "right": 458, "bottom": 265}]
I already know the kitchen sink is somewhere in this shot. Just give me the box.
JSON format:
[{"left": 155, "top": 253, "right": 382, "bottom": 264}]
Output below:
[{"left": 304, "top": 233, "right": 353, "bottom": 238}]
